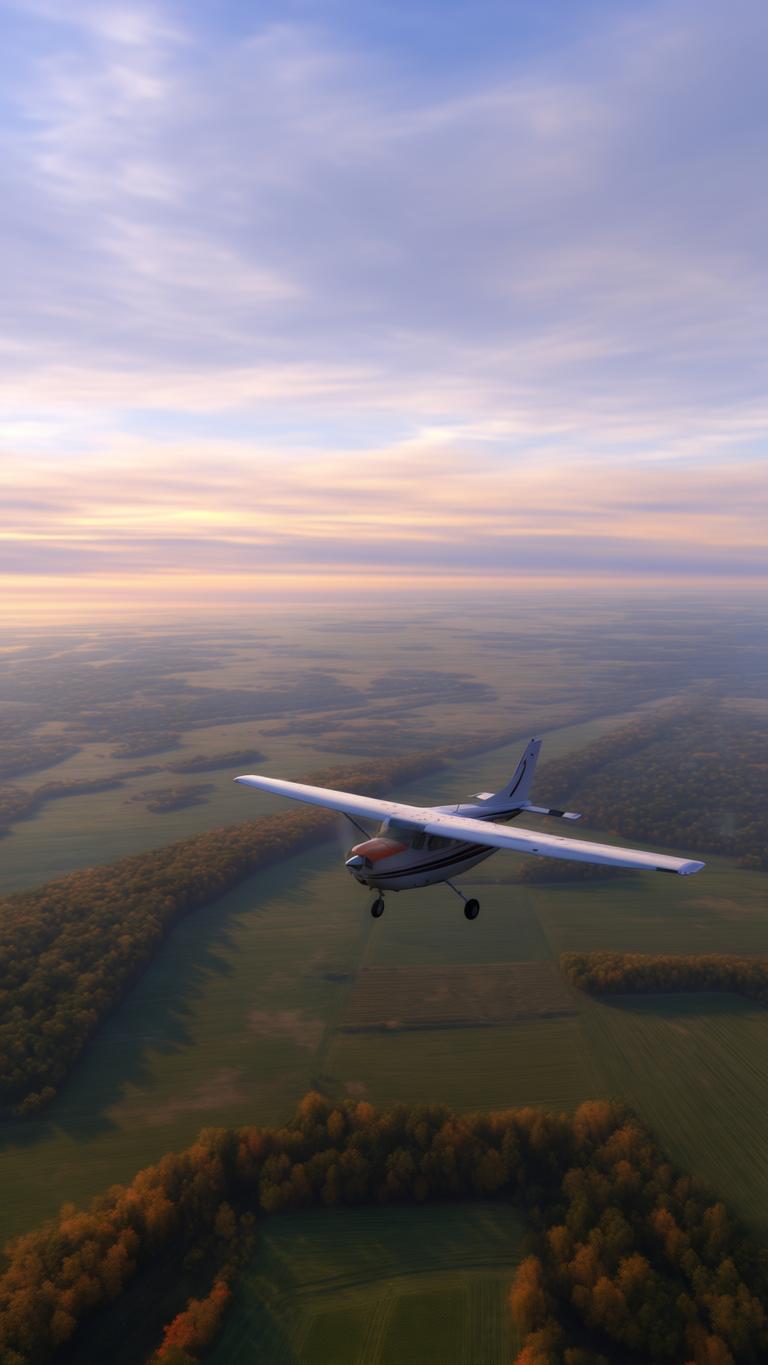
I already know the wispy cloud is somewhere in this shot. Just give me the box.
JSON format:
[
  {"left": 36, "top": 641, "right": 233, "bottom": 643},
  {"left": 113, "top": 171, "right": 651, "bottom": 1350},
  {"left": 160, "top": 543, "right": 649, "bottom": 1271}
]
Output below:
[
  {"left": 3, "top": 439, "right": 766, "bottom": 585},
  {"left": 1, "top": 0, "right": 767, "bottom": 616}
]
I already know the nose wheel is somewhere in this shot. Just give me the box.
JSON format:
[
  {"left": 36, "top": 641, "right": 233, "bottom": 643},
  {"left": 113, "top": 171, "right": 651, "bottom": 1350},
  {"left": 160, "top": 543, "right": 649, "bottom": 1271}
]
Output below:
[{"left": 370, "top": 897, "right": 385, "bottom": 918}]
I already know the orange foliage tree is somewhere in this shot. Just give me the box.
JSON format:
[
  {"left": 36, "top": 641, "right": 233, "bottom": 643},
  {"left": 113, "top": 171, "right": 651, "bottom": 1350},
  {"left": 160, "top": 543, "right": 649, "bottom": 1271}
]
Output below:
[
  {"left": 561, "top": 952, "right": 768, "bottom": 1009},
  {"left": 0, "top": 1096, "right": 766, "bottom": 1365}
]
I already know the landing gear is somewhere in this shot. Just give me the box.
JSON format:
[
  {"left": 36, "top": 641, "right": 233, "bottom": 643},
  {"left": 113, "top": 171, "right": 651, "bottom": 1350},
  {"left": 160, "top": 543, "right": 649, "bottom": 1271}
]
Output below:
[
  {"left": 370, "top": 897, "right": 385, "bottom": 918},
  {"left": 446, "top": 880, "right": 480, "bottom": 920}
]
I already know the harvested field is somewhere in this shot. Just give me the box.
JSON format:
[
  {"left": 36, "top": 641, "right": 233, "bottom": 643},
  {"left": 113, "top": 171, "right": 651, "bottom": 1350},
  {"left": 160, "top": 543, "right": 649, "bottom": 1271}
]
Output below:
[{"left": 341, "top": 961, "right": 576, "bottom": 1031}]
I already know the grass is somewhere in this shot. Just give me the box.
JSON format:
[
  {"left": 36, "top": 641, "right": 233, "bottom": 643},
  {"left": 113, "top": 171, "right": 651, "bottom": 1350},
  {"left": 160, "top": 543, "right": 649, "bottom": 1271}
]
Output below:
[
  {"left": 359, "top": 889, "right": 553, "bottom": 967},
  {"left": 533, "top": 856, "right": 768, "bottom": 957},
  {"left": 582, "top": 992, "right": 768, "bottom": 1238},
  {"left": 207, "top": 1202, "right": 525, "bottom": 1365},
  {"left": 342, "top": 962, "right": 577, "bottom": 1030},
  {"left": 0, "top": 845, "right": 369, "bottom": 1244},
  {"left": 324, "top": 1015, "right": 604, "bottom": 1111}
]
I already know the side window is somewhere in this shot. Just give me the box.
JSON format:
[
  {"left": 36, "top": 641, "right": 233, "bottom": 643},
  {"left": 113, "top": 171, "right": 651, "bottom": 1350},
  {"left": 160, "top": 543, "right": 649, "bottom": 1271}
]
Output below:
[
  {"left": 387, "top": 820, "right": 423, "bottom": 846},
  {"left": 412, "top": 832, "right": 426, "bottom": 849},
  {"left": 427, "top": 834, "right": 448, "bottom": 850}
]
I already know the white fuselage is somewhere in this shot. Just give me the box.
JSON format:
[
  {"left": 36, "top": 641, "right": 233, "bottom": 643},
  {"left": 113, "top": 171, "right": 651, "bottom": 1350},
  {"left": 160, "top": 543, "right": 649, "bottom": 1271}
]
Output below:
[{"left": 346, "top": 801, "right": 520, "bottom": 891}]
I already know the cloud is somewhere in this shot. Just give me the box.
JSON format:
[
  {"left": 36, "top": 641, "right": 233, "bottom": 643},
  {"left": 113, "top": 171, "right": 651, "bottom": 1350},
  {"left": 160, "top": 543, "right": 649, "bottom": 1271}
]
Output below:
[
  {"left": 2, "top": 438, "right": 766, "bottom": 591},
  {"left": 1, "top": 0, "right": 767, "bottom": 617},
  {"left": 2, "top": 0, "right": 766, "bottom": 422}
]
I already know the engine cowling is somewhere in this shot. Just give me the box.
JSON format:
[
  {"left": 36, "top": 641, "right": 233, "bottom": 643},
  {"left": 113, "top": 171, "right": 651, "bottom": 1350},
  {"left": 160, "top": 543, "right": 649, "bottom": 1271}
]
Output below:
[{"left": 346, "top": 836, "right": 407, "bottom": 868}]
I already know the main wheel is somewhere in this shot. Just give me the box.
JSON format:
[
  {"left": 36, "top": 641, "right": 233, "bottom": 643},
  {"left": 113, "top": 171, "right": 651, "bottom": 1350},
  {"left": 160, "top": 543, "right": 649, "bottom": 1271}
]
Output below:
[
  {"left": 371, "top": 897, "right": 385, "bottom": 918},
  {"left": 464, "top": 899, "right": 480, "bottom": 920}
]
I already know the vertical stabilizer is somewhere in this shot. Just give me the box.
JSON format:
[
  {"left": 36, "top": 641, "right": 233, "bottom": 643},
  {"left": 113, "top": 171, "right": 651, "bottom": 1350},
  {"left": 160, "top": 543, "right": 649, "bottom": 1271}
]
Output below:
[{"left": 483, "top": 738, "right": 542, "bottom": 809}]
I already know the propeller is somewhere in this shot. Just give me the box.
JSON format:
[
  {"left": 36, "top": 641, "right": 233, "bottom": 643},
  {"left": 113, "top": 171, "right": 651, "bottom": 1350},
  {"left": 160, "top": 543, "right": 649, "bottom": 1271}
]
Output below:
[{"left": 332, "top": 812, "right": 373, "bottom": 857}]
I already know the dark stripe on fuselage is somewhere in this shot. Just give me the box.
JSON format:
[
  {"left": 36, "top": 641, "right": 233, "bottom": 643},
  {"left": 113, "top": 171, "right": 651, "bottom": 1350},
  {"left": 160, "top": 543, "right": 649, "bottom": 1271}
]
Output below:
[
  {"left": 371, "top": 843, "right": 490, "bottom": 881},
  {"left": 370, "top": 805, "right": 525, "bottom": 882}
]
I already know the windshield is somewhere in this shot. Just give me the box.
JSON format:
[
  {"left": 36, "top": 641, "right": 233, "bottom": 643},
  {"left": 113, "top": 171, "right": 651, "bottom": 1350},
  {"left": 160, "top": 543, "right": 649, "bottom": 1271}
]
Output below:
[{"left": 378, "top": 819, "right": 421, "bottom": 845}]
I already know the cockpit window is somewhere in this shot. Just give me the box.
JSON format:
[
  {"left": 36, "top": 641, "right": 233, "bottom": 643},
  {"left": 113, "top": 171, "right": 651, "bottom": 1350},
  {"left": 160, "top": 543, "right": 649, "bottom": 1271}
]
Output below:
[
  {"left": 382, "top": 819, "right": 422, "bottom": 845},
  {"left": 427, "top": 834, "right": 453, "bottom": 850}
]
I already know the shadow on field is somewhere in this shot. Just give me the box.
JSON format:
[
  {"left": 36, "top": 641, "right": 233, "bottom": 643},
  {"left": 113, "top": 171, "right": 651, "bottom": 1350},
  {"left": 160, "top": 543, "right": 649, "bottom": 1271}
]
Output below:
[
  {"left": 0, "top": 855, "right": 322, "bottom": 1153},
  {"left": 593, "top": 990, "right": 761, "bottom": 1020}
]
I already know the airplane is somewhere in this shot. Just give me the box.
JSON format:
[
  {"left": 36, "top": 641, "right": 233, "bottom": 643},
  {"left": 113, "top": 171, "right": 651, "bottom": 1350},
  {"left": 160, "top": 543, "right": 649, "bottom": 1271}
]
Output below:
[{"left": 235, "top": 737, "right": 704, "bottom": 920}]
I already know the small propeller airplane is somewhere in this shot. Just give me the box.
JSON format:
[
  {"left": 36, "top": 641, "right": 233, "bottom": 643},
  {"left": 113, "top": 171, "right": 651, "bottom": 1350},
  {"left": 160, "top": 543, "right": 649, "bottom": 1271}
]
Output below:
[{"left": 235, "top": 737, "right": 704, "bottom": 920}]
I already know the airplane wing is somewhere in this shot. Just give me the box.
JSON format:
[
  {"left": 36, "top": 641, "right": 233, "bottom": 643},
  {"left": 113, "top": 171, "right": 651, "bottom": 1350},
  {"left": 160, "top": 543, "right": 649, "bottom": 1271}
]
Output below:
[
  {"left": 234, "top": 774, "right": 406, "bottom": 824},
  {"left": 420, "top": 811, "right": 704, "bottom": 875},
  {"left": 235, "top": 774, "right": 704, "bottom": 876}
]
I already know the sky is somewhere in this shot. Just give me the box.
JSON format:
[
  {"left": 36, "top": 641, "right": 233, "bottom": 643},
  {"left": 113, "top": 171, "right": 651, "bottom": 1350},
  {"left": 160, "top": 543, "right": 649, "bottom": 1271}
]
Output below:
[{"left": 1, "top": 0, "right": 767, "bottom": 621}]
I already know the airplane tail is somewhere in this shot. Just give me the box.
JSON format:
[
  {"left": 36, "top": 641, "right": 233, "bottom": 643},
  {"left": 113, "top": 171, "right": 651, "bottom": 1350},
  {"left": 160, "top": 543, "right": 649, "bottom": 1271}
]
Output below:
[
  {"left": 472, "top": 738, "right": 581, "bottom": 821},
  {"left": 485, "top": 738, "right": 542, "bottom": 808}
]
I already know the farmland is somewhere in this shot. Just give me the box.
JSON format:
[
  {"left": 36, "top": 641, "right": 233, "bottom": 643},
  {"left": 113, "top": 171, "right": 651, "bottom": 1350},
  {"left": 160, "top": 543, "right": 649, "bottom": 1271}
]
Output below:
[
  {"left": 582, "top": 993, "right": 768, "bottom": 1235},
  {"left": 325, "top": 1015, "right": 603, "bottom": 1112},
  {"left": 341, "top": 962, "right": 577, "bottom": 1030},
  {"left": 207, "top": 1204, "right": 525, "bottom": 1365},
  {"left": 2, "top": 772, "right": 768, "bottom": 1251},
  {"left": 1, "top": 603, "right": 767, "bottom": 1361}
]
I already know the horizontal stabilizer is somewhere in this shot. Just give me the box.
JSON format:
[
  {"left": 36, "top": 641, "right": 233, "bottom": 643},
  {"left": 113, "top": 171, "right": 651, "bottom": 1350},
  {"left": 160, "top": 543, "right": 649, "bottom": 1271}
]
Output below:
[{"left": 524, "top": 803, "right": 581, "bottom": 821}]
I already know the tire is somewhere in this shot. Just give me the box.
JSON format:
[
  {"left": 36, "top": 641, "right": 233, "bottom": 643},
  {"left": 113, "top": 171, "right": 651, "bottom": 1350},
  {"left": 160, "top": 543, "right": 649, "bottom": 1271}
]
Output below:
[
  {"left": 464, "top": 899, "right": 480, "bottom": 920},
  {"left": 371, "top": 898, "right": 385, "bottom": 918}
]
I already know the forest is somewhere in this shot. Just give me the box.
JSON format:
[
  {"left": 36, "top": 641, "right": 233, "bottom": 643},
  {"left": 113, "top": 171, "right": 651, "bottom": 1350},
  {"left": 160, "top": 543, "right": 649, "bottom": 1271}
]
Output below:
[
  {"left": 0, "top": 1094, "right": 765, "bottom": 1365},
  {"left": 166, "top": 749, "right": 265, "bottom": 774},
  {"left": 0, "top": 777, "right": 127, "bottom": 835},
  {"left": 0, "top": 750, "right": 444, "bottom": 1115},
  {"left": 0, "top": 738, "right": 78, "bottom": 781},
  {"left": 127, "top": 784, "right": 215, "bottom": 814},
  {"left": 535, "top": 703, "right": 768, "bottom": 868},
  {"left": 560, "top": 952, "right": 768, "bottom": 1007}
]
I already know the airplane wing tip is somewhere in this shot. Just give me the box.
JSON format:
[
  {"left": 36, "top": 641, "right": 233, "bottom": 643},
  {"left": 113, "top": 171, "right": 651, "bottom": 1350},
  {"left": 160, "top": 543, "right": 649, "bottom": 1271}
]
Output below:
[{"left": 660, "top": 859, "right": 705, "bottom": 875}]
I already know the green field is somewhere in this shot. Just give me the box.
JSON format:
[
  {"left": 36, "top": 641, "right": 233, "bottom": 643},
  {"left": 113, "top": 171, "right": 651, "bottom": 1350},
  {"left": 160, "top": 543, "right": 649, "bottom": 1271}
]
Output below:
[
  {"left": 582, "top": 992, "right": 768, "bottom": 1235},
  {"left": 342, "top": 961, "right": 577, "bottom": 1029},
  {"left": 536, "top": 857, "right": 768, "bottom": 957},
  {"left": 325, "top": 1014, "right": 603, "bottom": 1111},
  {"left": 207, "top": 1203, "right": 525, "bottom": 1365}
]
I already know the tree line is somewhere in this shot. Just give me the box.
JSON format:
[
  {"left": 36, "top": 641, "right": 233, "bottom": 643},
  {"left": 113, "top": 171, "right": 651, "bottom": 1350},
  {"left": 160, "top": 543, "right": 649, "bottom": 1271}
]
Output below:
[
  {"left": 0, "top": 1095, "right": 765, "bottom": 1365},
  {"left": 166, "top": 749, "right": 265, "bottom": 775},
  {"left": 0, "top": 738, "right": 78, "bottom": 782},
  {"left": 0, "top": 777, "right": 126, "bottom": 835},
  {"left": 0, "top": 751, "right": 444, "bottom": 1116},
  {"left": 560, "top": 952, "right": 768, "bottom": 1007},
  {"left": 535, "top": 703, "right": 768, "bottom": 870}
]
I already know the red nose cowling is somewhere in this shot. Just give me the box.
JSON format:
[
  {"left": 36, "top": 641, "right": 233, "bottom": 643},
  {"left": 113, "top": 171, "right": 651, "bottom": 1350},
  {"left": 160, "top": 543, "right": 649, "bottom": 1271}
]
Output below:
[{"left": 349, "top": 837, "right": 407, "bottom": 864}]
